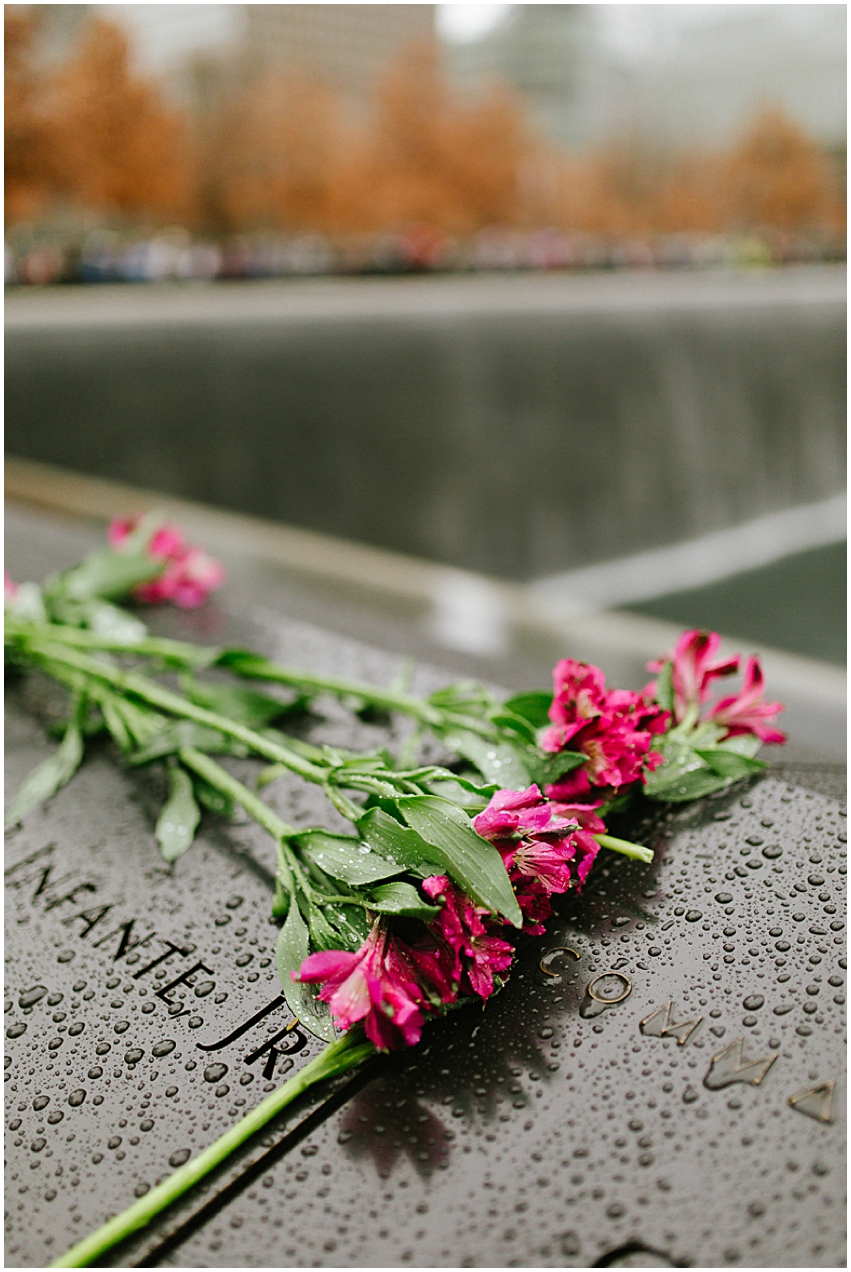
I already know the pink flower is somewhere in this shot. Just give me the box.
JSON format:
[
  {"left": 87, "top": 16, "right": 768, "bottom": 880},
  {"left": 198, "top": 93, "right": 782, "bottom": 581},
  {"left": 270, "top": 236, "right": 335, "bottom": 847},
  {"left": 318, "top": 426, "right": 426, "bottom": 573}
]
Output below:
[
  {"left": 107, "top": 516, "right": 224, "bottom": 608},
  {"left": 296, "top": 923, "right": 426, "bottom": 1051},
  {"left": 540, "top": 660, "right": 668, "bottom": 792},
  {"left": 472, "top": 784, "right": 602, "bottom": 929},
  {"left": 648, "top": 629, "right": 738, "bottom": 723},
  {"left": 4, "top": 571, "right": 19, "bottom": 603},
  {"left": 422, "top": 876, "right": 514, "bottom": 999},
  {"left": 707, "top": 655, "right": 786, "bottom": 745},
  {"left": 134, "top": 548, "right": 225, "bottom": 609}
]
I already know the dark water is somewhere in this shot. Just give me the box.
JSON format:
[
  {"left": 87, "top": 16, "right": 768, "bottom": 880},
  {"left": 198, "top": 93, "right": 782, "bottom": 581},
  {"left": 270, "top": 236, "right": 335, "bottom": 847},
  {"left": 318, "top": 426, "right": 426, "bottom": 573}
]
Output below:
[{"left": 626, "top": 542, "right": 846, "bottom": 667}]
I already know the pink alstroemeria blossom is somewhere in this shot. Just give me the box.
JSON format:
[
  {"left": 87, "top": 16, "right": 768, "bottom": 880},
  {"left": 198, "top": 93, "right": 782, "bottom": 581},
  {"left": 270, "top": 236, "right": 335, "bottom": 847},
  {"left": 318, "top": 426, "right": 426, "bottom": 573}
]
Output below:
[
  {"left": 647, "top": 628, "right": 739, "bottom": 723},
  {"left": 707, "top": 655, "right": 786, "bottom": 745},
  {"left": 108, "top": 516, "right": 224, "bottom": 608},
  {"left": 296, "top": 924, "right": 426, "bottom": 1051},
  {"left": 540, "top": 659, "right": 668, "bottom": 793},
  {"left": 4, "top": 571, "right": 19, "bottom": 603},
  {"left": 422, "top": 875, "right": 514, "bottom": 999},
  {"left": 472, "top": 785, "right": 601, "bottom": 931}
]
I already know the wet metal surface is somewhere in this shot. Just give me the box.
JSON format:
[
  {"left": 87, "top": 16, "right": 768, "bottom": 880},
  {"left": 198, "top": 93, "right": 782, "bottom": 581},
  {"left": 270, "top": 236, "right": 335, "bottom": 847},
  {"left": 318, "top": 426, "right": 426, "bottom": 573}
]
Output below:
[
  {"left": 5, "top": 507, "right": 846, "bottom": 1268},
  {"left": 151, "top": 778, "right": 846, "bottom": 1270}
]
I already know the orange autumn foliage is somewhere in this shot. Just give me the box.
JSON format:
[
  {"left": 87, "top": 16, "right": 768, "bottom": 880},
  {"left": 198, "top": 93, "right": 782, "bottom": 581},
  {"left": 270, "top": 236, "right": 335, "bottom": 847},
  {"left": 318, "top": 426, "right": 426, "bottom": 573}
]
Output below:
[
  {"left": 215, "top": 73, "right": 351, "bottom": 233},
  {"left": 4, "top": 9, "right": 58, "bottom": 224},
  {"left": 214, "top": 40, "right": 543, "bottom": 236},
  {"left": 333, "top": 40, "right": 539, "bottom": 234},
  {"left": 51, "top": 18, "right": 194, "bottom": 221},
  {"left": 4, "top": 17, "right": 844, "bottom": 244},
  {"left": 723, "top": 106, "right": 842, "bottom": 231}
]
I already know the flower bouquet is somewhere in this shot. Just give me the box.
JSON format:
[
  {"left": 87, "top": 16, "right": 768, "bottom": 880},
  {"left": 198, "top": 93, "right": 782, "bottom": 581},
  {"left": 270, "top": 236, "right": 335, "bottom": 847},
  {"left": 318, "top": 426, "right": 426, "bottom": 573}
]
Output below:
[{"left": 4, "top": 517, "right": 785, "bottom": 1267}]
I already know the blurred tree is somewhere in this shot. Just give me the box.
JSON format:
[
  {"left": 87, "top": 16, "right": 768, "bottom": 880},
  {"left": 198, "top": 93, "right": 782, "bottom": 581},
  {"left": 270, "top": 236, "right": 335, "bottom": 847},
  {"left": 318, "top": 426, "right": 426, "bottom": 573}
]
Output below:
[
  {"left": 337, "top": 39, "right": 538, "bottom": 234},
  {"left": 215, "top": 72, "right": 348, "bottom": 232},
  {"left": 724, "top": 106, "right": 839, "bottom": 230},
  {"left": 5, "top": 8, "right": 58, "bottom": 224},
  {"left": 51, "top": 17, "right": 194, "bottom": 222}
]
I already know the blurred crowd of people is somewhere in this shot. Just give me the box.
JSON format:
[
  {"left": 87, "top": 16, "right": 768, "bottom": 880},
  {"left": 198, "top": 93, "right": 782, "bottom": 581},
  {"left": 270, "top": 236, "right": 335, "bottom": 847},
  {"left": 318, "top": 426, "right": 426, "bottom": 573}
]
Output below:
[
  {"left": 6, "top": 9, "right": 846, "bottom": 285},
  {"left": 6, "top": 224, "right": 844, "bottom": 286}
]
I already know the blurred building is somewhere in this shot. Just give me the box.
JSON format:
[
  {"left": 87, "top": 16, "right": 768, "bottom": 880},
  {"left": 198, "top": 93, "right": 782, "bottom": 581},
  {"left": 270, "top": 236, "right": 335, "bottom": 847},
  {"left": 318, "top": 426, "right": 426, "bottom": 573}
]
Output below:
[
  {"left": 94, "top": 3, "right": 434, "bottom": 108},
  {"left": 447, "top": 4, "right": 846, "bottom": 152}
]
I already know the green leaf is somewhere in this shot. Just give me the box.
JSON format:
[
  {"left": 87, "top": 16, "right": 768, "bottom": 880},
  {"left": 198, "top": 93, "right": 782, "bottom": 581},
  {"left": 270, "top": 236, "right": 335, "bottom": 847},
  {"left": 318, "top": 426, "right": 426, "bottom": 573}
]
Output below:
[
  {"left": 296, "top": 829, "right": 406, "bottom": 885},
  {"left": 642, "top": 733, "right": 707, "bottom": 800},
  {"left": 395, "top": 795, "right": 522, "bottom": 927},
  {"left": 47, "top": 548, "right": 163, "bottom": 605},
  {"left": 436, "top": 727, "right": 533, "bottom": 791},
  {"left": 714, "top": 733, "right": 763, "bottom": 759},
  {"left": 427, "top": 681, "right": 497, "bottom": 716},
  {"left": 275, "top": 903, "right": 335, "bottom": 1042},
  {"left": 356, "top": 807, "right": 444, "bottom": 877},
  {"left": 323, "top": 903, "right": 371, "bottom": 949},
  {"left": 96, "top": 692, "right": 169, "bottom": 756},
  {"left": 489, "top": 710, "right": 538, "bottom": 745},
  {"left": 155, "top": 765, "right": 201, "bottom": 864},
  {"left": 365, "top": 881, "right": 440, "bottom": 921},
  {"left": 181, "top": 678, "right": 294, "bottom": 727},
  {"left": 654, "top": 660, "right": 675, "bottom": 714},
  {"left": 528, "top": 750, "right": 586, "bottom": 787},
  {"left": 84, "top": 600, "right": 148, "bottom": 645},
  {"left": 694, "top": 748, "right": 766, "bottom": 780},
  {"left": 129, "top": 720, "right": 249, "bottom": 765},
  {"left": 192, "top": 775, "right": 234, "bottom": 818},
  {"left": 308, "top": 903, "right": 346, "bottom": 952},
  {"left": 7, "top": 582, "right": 47, "bottom": 623},
  {"left": 5, "top": 698, "right": 85, "bottom": 828},
  {"left": 502, "top": 691, "right": 553, "bottom": 729},
  {"left": 649, "top": 767, "right": 742, "bottom": 803}
]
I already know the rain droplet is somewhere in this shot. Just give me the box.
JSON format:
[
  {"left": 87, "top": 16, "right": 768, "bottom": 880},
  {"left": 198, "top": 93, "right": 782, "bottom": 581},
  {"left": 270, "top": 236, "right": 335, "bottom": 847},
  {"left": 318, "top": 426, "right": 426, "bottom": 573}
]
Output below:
[
  {"left": 152, "top": 1040, "right": 176, "bottom": 1058},
  {"left": 124, "top": 1049, "right": 144, "bottom": 1065},
  {"left": 742, "top": 995, "right": 764, "bottom": 1011},
  {"left": 169, "top": 1148, "right": 191, "bottom": 1168},
  {"left": 68, "top": 1090, "right": 86, "bottom": 1107},
  {"left": 6, "top": 1023, "right": 27, "bottom": 1039},
  {"left": 204, "top": 1063, "right": 228, "bottom": 1084},
  {"left": 18, "top": 986, "right": 48, "bottom": 1009}
]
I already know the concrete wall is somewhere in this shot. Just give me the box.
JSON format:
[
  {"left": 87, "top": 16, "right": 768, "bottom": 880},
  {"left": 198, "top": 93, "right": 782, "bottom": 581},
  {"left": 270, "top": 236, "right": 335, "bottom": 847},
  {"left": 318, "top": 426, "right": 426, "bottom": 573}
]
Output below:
[{"left": 5, "top": 267, "right": 845, "bottom": 582}]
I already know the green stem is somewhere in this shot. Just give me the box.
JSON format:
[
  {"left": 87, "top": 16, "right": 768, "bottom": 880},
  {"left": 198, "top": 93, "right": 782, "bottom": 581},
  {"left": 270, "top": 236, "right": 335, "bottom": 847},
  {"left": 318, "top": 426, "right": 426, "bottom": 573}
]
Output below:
[
  {"left": 21, "top": 638, "right": 326, "bottom": 782},
  {"left": 50, "top": 1032, "right": 375, "bottom": 1268},
  {"left": 177, "top": 751, "right": 370, "bottom": 912},
  {"left": 223, "top": 652, "right": 443, "bottom": 725},
  {"left": 593, "top": 832, "right": 654, "bottom": 865},
  {"left": 4, "top": 619, "right": 217, "bottom": 668},
  {"left": 177, "top": 747, "right": 297, "bottom": 841}
]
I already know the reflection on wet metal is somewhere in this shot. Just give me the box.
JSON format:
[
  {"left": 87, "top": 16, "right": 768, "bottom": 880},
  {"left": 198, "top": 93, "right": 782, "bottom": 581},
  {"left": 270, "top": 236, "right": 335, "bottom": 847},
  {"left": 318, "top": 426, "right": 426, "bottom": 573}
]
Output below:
[
  {"left": 639, "top": 1000, "right": 703, "bottom": 1046},
  {"left": 588, "top": 972, "right": 632, "bottom": 1004},
  {"left": 580, "top": 971, "right": 632, "bottom": 1019},
  {"left": 594, "top": 1239, "right": 681, "bottom": 1267},
  {"left": 788, "top": 1080, "right": 835, "bottom": 1123},
  {"left": 537, "top": 946, "right": 580, "bottom": 984},
  {"left": 703, "top": 1037, "right": 778, "bottom": 1090}
]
